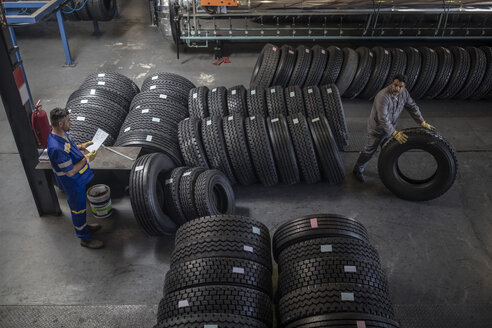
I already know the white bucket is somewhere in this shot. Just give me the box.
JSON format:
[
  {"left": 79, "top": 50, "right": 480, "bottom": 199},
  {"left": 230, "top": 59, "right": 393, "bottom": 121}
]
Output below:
[{"left": 87, "top": 184, "right": 113, "bottom": 218}]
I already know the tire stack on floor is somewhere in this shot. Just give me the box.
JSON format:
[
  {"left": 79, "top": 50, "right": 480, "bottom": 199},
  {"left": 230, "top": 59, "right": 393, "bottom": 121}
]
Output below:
[
  {"left": 115, "top": 72, "right": 195, "bottom": 166},
  {"left": 273, "top": 214, "right": 400, "bottom": 328},
  {"left": 178, "top": 84, "right": 347, "bottom": 187},
  {"left": 250, "top": 43, "right": 492, "bottom": 100},
  {"left": 62, "top": 0, "right": 117, "bottom": 21},
  {"left": 66, "top": 71, "right": 138, "bottom": 145},
  {"left": 129, "top": 154, "right": 236, "bottom": 236},
  {"left": 155, "top": 215, "right": 274, "bottom": 328}
]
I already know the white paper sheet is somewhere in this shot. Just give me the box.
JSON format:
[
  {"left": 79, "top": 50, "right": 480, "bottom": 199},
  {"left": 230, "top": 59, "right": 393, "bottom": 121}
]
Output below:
[{"left": 86, "top": 128, "right": 109, "bottom": 152}]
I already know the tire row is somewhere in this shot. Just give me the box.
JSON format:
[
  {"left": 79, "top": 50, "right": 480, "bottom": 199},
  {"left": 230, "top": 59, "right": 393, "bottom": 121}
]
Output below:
[
  {"left": 115, "top": 72, "right": 196, "bottom": 166},
  {"left": 155, "top": 215, "right": 274, "bottom": 328},
  {"left": 66, "top": 71, "right": 138, "bottom": 146},
  {"left": 250, "top": 43, "right": 492, "bottom": 100},
  {"left": 129, "top": 154, "right": 235, "bottom": 236},
  {"left": 273, "top": 214, "right": 400, "bottom": 328},
  {"left": 62, "top": 0, "right": 117, "bottom": 21}
]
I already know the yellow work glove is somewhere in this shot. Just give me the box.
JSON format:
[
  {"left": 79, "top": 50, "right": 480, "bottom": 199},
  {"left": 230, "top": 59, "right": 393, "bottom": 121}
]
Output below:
[
  {"left": 85, "top": 150, "right": 97, "bottom": 163},
  {"left": 392, "top": 130, "right": 408, "bottom": 144},
  {"left": 79, "top": 141, "right": 93, "bottom": 150},
  {"left": 421, "top": 121, "right": 436, "bottom": 131}
]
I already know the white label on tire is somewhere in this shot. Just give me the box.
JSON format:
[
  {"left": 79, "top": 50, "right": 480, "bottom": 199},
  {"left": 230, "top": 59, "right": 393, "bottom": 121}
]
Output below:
[
  {"left": 430, "top": 48, "right": 435, "bottom": 52},
  {"left": 385, "top": 49, "right": 389, "bottom": 55},
  {"left": 80, "top": 99, "right": 88, "bottom": 104},
  {"left": 152, "top": 117, "right": 160, "bottom": 123},
  {"left": 178, "top": 300, "right": 189, "bottom": 308},
  {"left": 251, "top": 90, "right": 256, "bottom": 95},
  {"left": 272, "top": 46, "right": 277, "bottom": 51},
  {"left": 320, "top": 245, "right": 332, "bottom": 253},
  {"left": 98, "top": 73, "right": 105, "bottom": 77},
  {"left": 341, "top": 292, "right": 355, "bottom": 301},
  {"left": 293, "top": 118, "right": 299, "bottom": 124},
  {"left": 290, "top": 91, "right": 295, "bottom": 97},
  {"left": 305, "top": 48, "right": 310, "bottom": 53},
  {"left": 252, "top": 226, "right": 260, "bottom": 235},
  {"left": 414, "top": 48, "right": 418, "bottom": 52},
  {"left": 152, "top": 75, "right": 158, "bottom": 80},
  {"left": 212, "top": 88, "right": 217, "bottom": 92},
  {"left": 97, "top": 81, "right": 106, "bottom": 86},
  {"left": 322, "top": 49, "right": 326, "bottom": 54},
  {"left": 356, "top": 321, "right": 367, "bottom": 328},
  {"left": 271, "top": 118, "right": 279, "bottom": 123},
  {"left": 270, "top": 88, "right": 276, "bottom": 94},
  {"left": 232, "top": 267, "right": 245, "bottom": 274},
  {"left": 146, "top": 135, "right": 152, "bottom": 142},
  {"left": 243, "top": 245, "right": 254, "bottom": 253},
  {"left": 344, "top": 266, "right": 357, "bottom": 273},
  {"left": 228, "top": 116, "right": 234, "bottom": 121},
  {"left": 327, "top": 88, "right": 332, "bottom": 94},
  {"left": 150, "top": 85, "right": 156, "bottom": 90},
  {"left": 90, "top": 89, "right": 96, "bottom": 95},
  {"left": 289, "top": 50, "right": 295, "bottom": 55},
  {"left": 135, "top": 165, "right": 144, "bottom": 172},
  {"left": 159, "top": 94, "right": 167, "bottom": 99},
  {"left": 312, "top": 117, "right": 320, "bottom": 123},
  {"left": 142, "top": 109, "right": 149, "bottom": 114},
  {"left": 193, "top": 93, "right": 197, "bottom": 99},
  {"left": 183, "top": 171, "right": 191, "bottom": 177},
  {"left": 369, "top": 52, "right": 373, "bottom": 57},
  {"left": 310, "top": 218, "right": 318, "bottom": 228},
  {"left": 250, "top": 116, "right": 255, "bottom": 120},
  {"left": 124, "top": 127, "right": 131, "bottom": 132},
  {"left": 136, "top": 105, "right": 141, "bottom": 109},
  {"left": 204, "top": 325, "right": 218, "bottom": 328},
  {"left": 206, "top": 120, "right": 212, "bottom": 126},
  {"left": 77, "top": 117, "right": 85, "bottom": 121},
  {"left": 231, "top": 89, "right": 237, "bottom": 95},
  {"left": 165, "top": 178, "right": 173, "bottom": 184},
  {"left": 308, "top": 88, "right": 313, "bottom": 94}
]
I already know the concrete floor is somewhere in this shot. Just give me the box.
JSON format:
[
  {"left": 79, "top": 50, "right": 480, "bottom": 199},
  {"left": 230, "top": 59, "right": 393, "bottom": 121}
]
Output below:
[{"left": 1, "top": 1, "right": 492, "bottom": 327}]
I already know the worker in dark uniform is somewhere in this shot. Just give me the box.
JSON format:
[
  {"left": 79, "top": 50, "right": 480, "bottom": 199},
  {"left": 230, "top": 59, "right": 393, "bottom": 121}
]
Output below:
[
  {"left": 353, "top": 74, "right": 436, "bottom": 182},
  {"left": 47, "top": 108, "right": 103, "bottom": 249}
]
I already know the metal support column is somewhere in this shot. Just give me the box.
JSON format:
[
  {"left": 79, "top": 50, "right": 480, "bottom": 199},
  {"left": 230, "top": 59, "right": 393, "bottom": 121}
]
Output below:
[
  {"left": 0, "top": 9, "right": 61, "bottom": 216},
  {"left": 55, "top": 10, "right": 75, "bottom": 66},
  {"left": 8, "top": 26, "right": 34, "bottom": 110},
  {"left": 93, "top": 20, "right": 101, "bottom": 36}
]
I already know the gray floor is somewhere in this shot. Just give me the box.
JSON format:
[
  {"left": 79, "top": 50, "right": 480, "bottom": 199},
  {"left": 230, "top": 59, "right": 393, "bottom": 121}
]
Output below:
[{"left": 1, "top": 1, "right": 492, "bottom": 327}]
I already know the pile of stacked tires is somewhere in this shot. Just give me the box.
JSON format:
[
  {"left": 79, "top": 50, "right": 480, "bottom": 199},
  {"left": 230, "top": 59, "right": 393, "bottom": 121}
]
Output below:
[
  {"left": 129, "top": 154, "right": 236, "bottom": 236},
  {"left": 66, "top": 71, "right": 138, "bottom": 145},
  {"left": 115, "top": 72, "right": 196, "bottom": 166},
  {"left": 62, "top": 0, "right": 117, "bottom": 21},
  {"left": 155, "top": 215, "right": 274, "bottom": 328},
  {"left": 251, "top": 43, "right": 492, "bottom": 100},
  {"left": 178, "top": 84, "right": 347, "bottom": 187},
  {"left": 273, "top": 214, "right": 400, "bottom": 328}
]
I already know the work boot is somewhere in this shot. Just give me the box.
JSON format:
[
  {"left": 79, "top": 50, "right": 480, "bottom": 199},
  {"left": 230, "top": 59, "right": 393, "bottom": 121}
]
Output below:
[
  {"left": 88, "top": 223, "right": 102, "bottom": 233},
  {"left": 352, "top": 168, "right": 366, "bottom": 183},
  {"left": 80, "top": 239, "right": 104, "bottom": 249}
]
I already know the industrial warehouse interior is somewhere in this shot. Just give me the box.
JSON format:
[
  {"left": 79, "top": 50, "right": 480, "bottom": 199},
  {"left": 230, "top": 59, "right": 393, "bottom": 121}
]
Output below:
[{"left": 0, "top": 0, "right": 491, "bottom": 327}]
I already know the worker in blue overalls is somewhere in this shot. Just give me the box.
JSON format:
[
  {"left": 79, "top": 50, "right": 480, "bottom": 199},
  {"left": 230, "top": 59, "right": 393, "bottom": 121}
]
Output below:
[{"left": 47, "top": 108, "right": 103, "bottom": 249}]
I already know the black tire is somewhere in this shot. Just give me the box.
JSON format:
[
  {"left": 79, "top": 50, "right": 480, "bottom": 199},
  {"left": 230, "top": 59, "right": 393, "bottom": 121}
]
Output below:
[
  {"left": 246, "top": 86, "right": 267, "bottom": 117},
  {"left": 69, "top": 107, "right": 122, "bottom": 140},
  {"left": 455, "top": 47, "right": 487, "bottom": 100},
  {"left": 378, "top": 127, "right": 458, "bottom": 201},
  {"left": 87, "top": 0, "right": 115, "bottom": 21},
  {"left": 411, "top": 47, "right": 439, "bottom": 99},
  {"left": 155, "top": 314, "right": 268, "bottom": 328},
  {"left": 267, "top": 115, "right": 300, "bottom": 185},
  {"left": 344, "top": 47, "right": 374, "bottom": 99},
  {"left": 164, "top": 257, "right": 272, "bottom": 295},
  {"left": 384, "top": 48, "right": 407, "bottom": 87},
  {"left": 62, "top": 1, "right": 80, "bottom": 21},
  {"left": 286, "top": 113, "right": 321, "bottom": 184},
  {"left": 227, "top": 85, "right": 248, "bottom": 116},
  {"left": 84, "top": 71, "right": 138, "bottom": 94},
  {"left": 250, "top": 43, "right": 281, "bottom": 88},
  {"left": 284, "top": 313, "right": 400, "bottom": 328},
  {"left": 320, "top": 85, "right": 349, "bottom": 150},
  {"left": 335, "top": 48, "right": 359, "bottom": 96},
  {"left": 80, "top": 77, "right": 137, "bottom": 105},
  {"left": 302, "top": 86, "right": 325, "bottom": 118},
  {"left": 304, "top": 45, "right": 328, "bottom": 87},
  {"left": 68, "top": 87, "right": 130, "bottom": 111},
  {"left": 201, "top": 116, "right": 237, "bottom": 184},
  {"left": 129, "top": 153, "right": 177, "bottom": 235},
  {"left": 289, "top": 45, "right": 313, "bottom": 87},
  {"left": 67, "top": 99, "right": 127, "bottom": 126},
  {"left": 194, "top": 169, "right": 235, "bottom": 218},
  {"left": 437, "top": 46, "right": 471, "bottom": 99},
  {"left": 68, "top": 124, "right": 115, "bottom": 146},
  {"left": 157, "top": 286, "right": 273, "bottom": 325},
  {"left": 272, "top": 45, "right": 297, "bottom": 88},
  {"left": 133, "top": 84, "right": 189, "bottom": 109},
  {"left": 472, "top": 46, "right": 492, "bottom": 98},
  {"left": 277, "top": 237, "right": 381, "bottom": 273},
  {"left": 403, "top": 47, "right": 422, "bottom": 92},
  {"left": 425, "top": 47, "right": 454, "bottom": 99},
  {"left": 164, "top": 167, "right": 188, "bottom": 226},
  {"left": 178, "top": 117, "right": 209, "bottom": 169},
  {"left": 208, "top": 86, "right": 228, "bottom": 116},
  {"left": 123, "top": 103, "right": 187, "bottom": 132},
  {"left": 272, "top": 214, "right": 368, "bottom": 262},
  {"left": 284, "top": 86, "right": 306, "bottom": 116},
  {"left": 360, "top": 47, "right": 391, "bottom": 99},
  {"left": 178, "top": 167, "right": 206, "bottom": 221},
  {"left": 188, "top": 86, "right": 209, "bottom": 118},
  {"left": 265, "top": 85, "right": 287, "bottom": 116},
  {"left": 223, "top": 115, "right": 257, "bottom": 185},
  {"left": 278, "top": 283, "right": 395, "bottom": 326},
  {"left": 141, "top": 72, "right": 195, "bottom": 94},
  {"left": 278, "top": 257, "right": 388, "bottom": 298},
  {"left": 129, "top": 91, "right": 187, "bottom": 116},
  {"left": 245, "top": 115, "right": 279, "bottom": 186},
  {"left": 319, "top": 46, "right": 344, "bottom": 85},
  {"left": 75, "top": 0, "right": 92, "bottom": 20}
]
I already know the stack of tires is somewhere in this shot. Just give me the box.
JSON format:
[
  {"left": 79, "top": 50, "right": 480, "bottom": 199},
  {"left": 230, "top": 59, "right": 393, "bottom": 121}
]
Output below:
[
  {"left": 178, "top": 84, "right": 346, "bottom": 187},
  {"left": 273, "top": 214, "right": 400, "bottom": 328},
  {"left": 251, "top": 43, "right": 492, "bottom": 100},
  {"left": 62, "top": 0, "right": 117, "bottom": 21},
  {"left": 155, "top": 215, "right": 274, "bottom": 328},
  {"left": 66, "top": 71, "right": 138, "bottom": 145},
  {"left": 115, "top": 72, "right": 195, "bottom": 166},
  {"left": 129, "top": 154, "right": 236, "bottom": 236}
]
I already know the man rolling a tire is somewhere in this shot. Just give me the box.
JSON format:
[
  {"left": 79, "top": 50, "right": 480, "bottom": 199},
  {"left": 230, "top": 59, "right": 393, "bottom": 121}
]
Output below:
[
  {"left": 47, "top": 108, "right": 104, "bottom": 249},
  {"left": 353, "top": 74, "right": 436, "bottom": 182}
]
